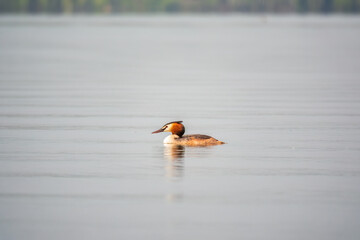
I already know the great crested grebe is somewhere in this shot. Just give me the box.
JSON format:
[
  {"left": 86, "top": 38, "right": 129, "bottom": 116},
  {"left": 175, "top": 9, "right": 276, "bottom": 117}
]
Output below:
[{"left": 152, "top": 121, "right": 225, "bottom": 146}]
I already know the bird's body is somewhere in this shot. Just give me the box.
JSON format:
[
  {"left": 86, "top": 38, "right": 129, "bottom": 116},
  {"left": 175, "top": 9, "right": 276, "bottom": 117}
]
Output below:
[{"left": 152, "top": 121, "right": 225, "bottom": 146}]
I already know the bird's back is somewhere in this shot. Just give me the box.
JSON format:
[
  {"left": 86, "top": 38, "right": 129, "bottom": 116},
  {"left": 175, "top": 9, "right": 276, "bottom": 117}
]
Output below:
[{"left": 176, "top": 134, "right": 225, "bottom": 146}]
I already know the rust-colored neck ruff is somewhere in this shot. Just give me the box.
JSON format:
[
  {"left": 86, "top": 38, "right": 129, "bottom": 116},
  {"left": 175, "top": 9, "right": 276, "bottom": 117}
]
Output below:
[{"left": 169, "top": 122, "right": 185, "bottom": 137}]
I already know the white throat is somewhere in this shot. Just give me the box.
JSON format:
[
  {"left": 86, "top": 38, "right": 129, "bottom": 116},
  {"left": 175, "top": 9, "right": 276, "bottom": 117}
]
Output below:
[{"left": 163, "top": 134, "right": 179, "bottom": 144}]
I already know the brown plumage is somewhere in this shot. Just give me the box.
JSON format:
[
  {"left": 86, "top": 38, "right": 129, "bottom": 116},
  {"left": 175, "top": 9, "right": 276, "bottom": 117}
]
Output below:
[
  {"left": 152, "top": 121, "right": 225, "bottom": 146},
  {"left": 167, "top": 121, "right": 185, "bottom": 137},
  {"left": 174, "top": 134, "right": 225, "bottom": 146}
]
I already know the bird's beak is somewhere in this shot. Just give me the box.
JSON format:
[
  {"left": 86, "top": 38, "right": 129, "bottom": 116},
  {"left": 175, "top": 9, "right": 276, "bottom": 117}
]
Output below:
[{"left": 152, "top": 128, "right": 164, "bottom": 134}]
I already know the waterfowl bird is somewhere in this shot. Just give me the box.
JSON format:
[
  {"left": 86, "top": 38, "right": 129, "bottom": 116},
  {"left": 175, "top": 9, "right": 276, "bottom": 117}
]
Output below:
[{"left": 152, "top": 121, "right": 225, "bottom": 146}]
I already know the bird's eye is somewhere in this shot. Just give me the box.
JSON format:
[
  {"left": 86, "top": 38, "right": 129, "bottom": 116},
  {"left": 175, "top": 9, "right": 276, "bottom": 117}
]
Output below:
[{"left": 163, "top": 126, "right": 167, "bottom": 129}]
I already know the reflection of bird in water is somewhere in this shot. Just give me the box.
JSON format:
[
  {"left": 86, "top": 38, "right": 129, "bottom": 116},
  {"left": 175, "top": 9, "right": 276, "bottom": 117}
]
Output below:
[
  {"left": 164, "top": 144, "right": 185, "bottom": 160},
  {"left": 164, "top": 144, "right": 185, "bottom": 179},
  {"left": 152, "top": 121, "right": 225, "bottom": 146}
]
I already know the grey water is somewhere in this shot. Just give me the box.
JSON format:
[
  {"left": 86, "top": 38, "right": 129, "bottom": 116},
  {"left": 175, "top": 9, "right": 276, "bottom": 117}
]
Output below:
[{"left": 0, "top": 15, "right": 360, "bottom": 240}]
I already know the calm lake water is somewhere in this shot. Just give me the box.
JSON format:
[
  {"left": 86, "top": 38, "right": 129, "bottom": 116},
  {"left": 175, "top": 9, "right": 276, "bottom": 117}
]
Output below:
[{"left": 0, "top": 15, "right": 360, "bottom": 240}]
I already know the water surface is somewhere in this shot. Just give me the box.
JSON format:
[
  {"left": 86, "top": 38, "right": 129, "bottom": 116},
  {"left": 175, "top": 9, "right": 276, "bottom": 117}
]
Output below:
[{"left": 0, "top": 15, "right": 360, "bottom": 240}]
